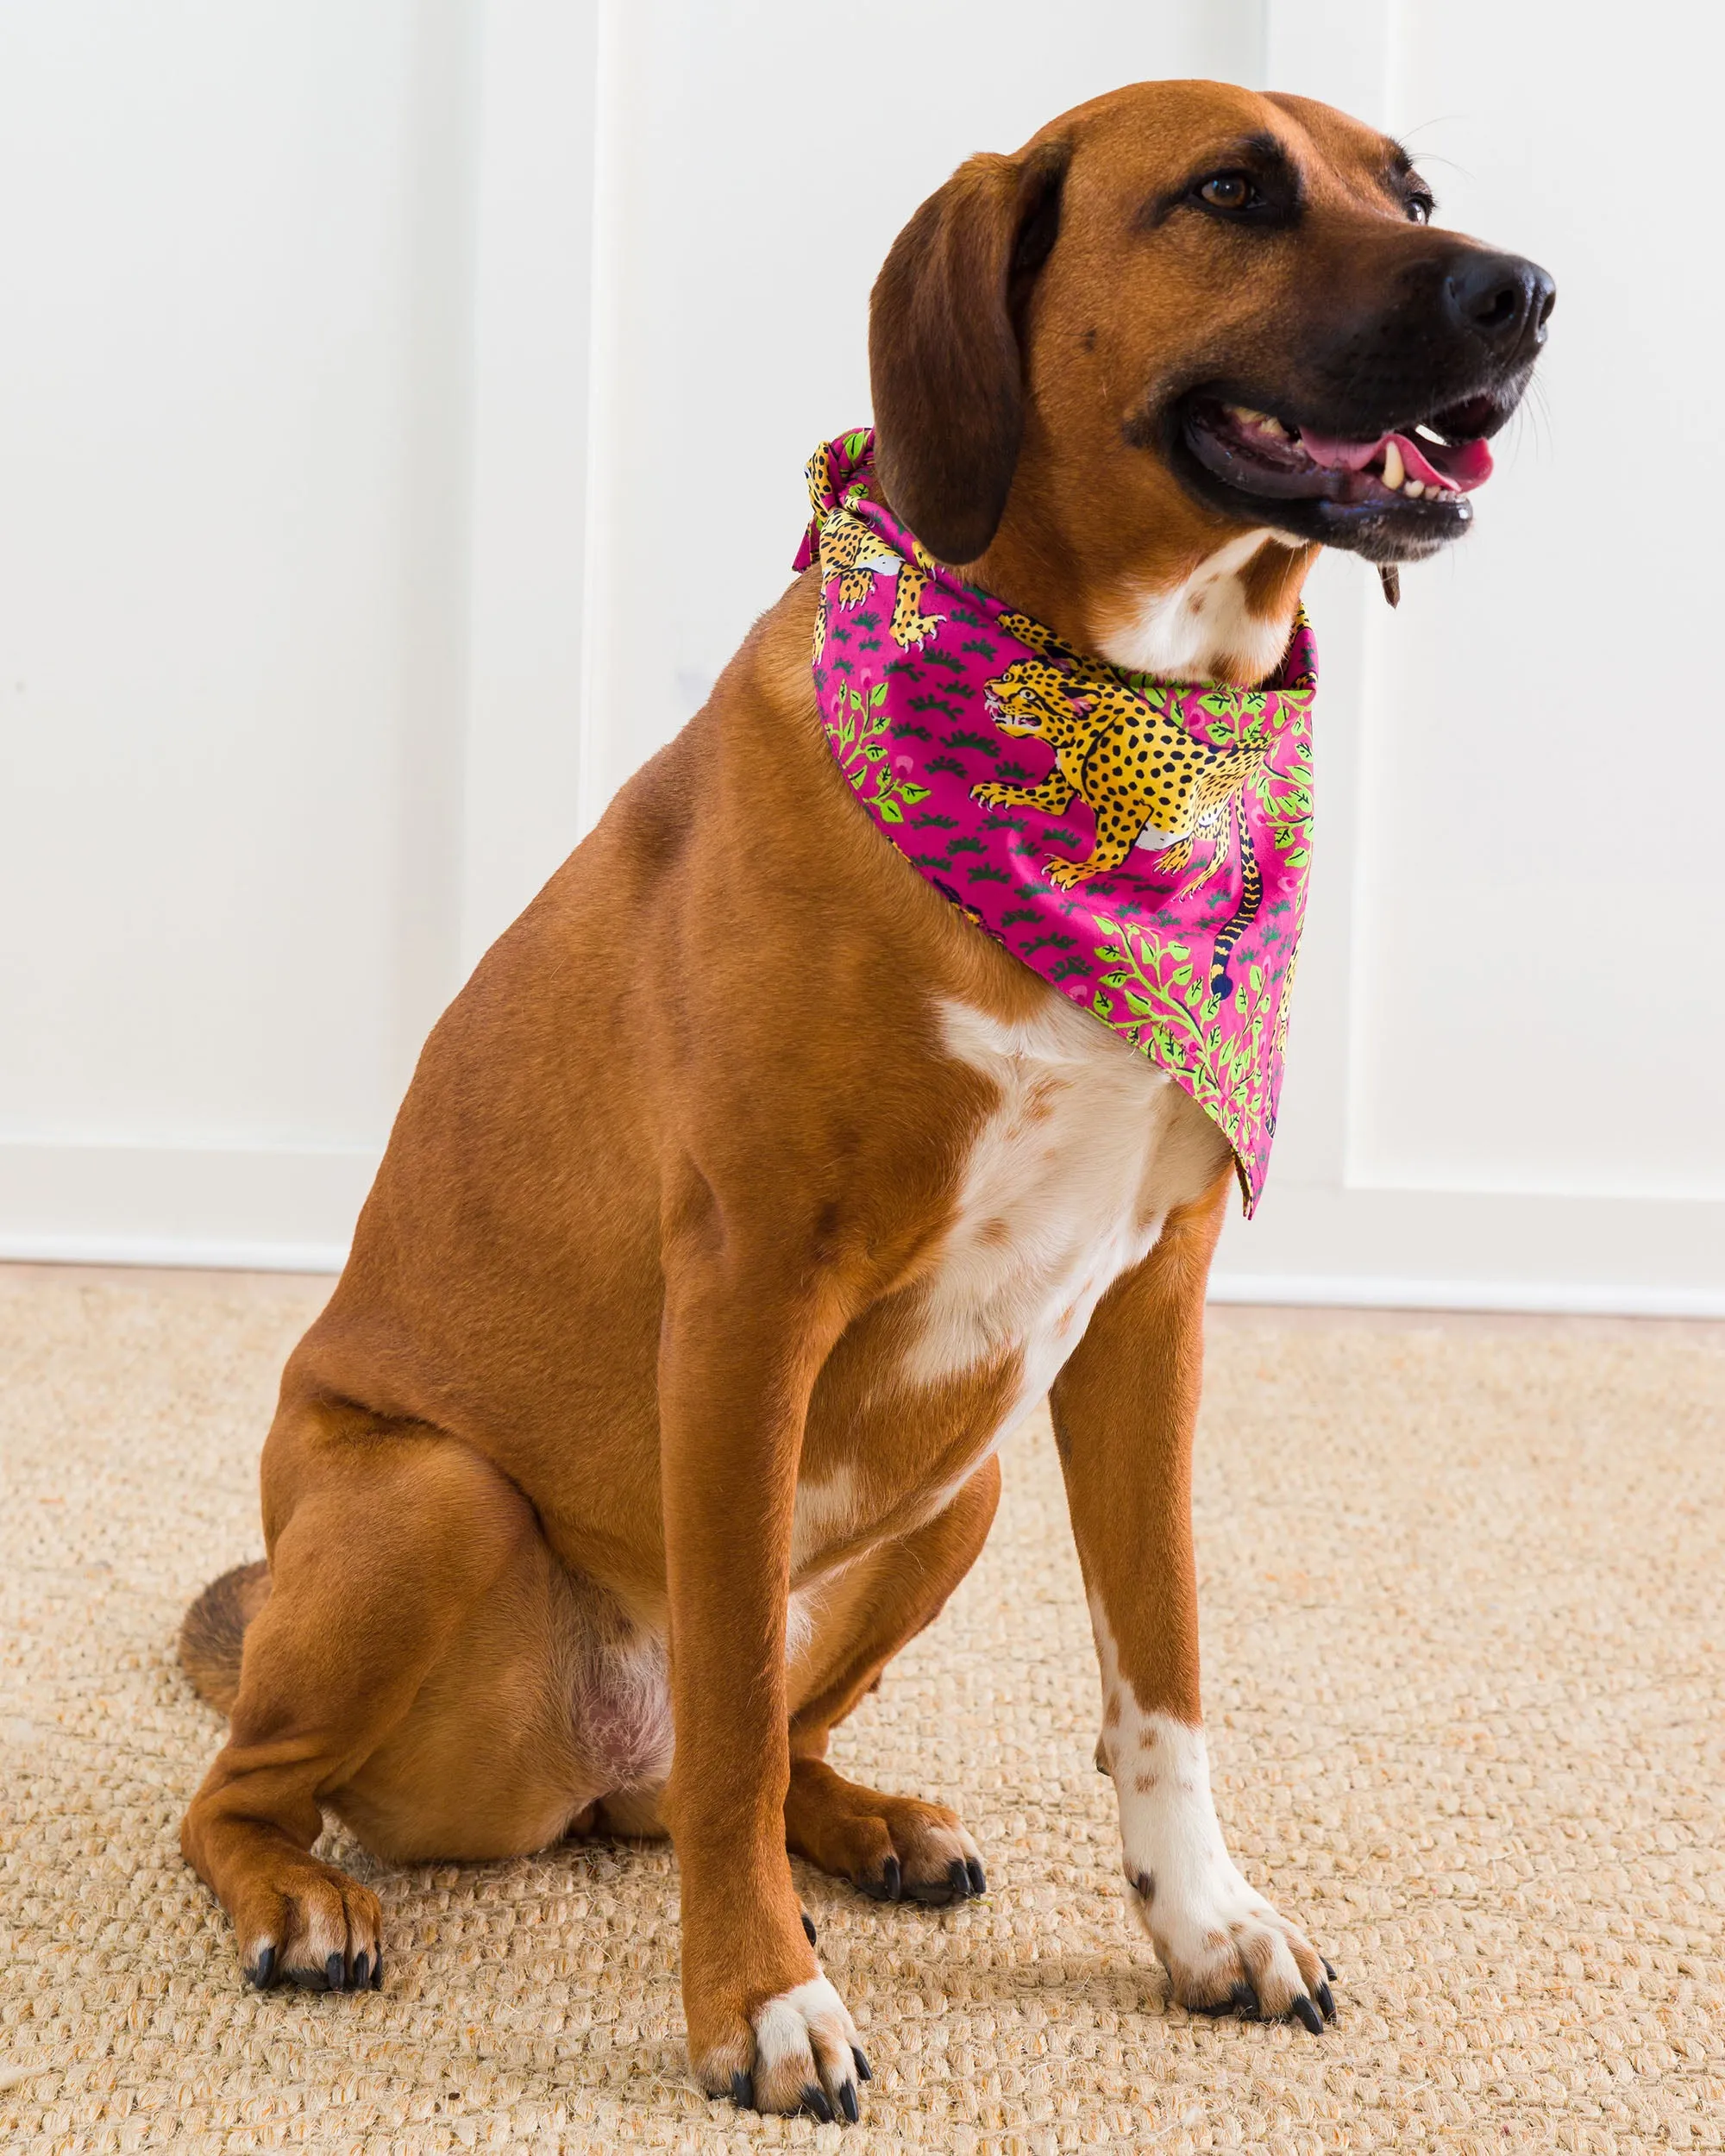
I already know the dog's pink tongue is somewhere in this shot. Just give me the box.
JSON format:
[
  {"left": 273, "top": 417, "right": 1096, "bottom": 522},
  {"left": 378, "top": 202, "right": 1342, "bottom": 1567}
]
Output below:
[
  {"left": 1297, "top": 429, "right": 1385, "bottom": 473},
  {"left": 1298, "top": 426, "right": 1495, "bottom": 493},
  {"left": 1411, "top": 433, "right": 1494, "bottom": 490}
]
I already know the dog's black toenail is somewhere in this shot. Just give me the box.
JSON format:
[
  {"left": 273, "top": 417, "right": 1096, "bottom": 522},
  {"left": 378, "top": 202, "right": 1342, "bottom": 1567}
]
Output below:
[
  {"left": 838, "top": 2078, "right": 859, "bottom": 2122},
  {"left": 852, "top": 2046, "right": 872, "bottom": 2081},
  {"left": 946, "top": 1858, "right": 969, "bottom": 1898},
  {"left": 1316, "top": 1980, "right": 1335, "bottom": 2021},
  {"left": 802, "top": 2084, "right": 832, "bottom": 2122},
  {"left": 801, "top": 1910, "right": 817, "bottom": 1946},
  {"left": 326, "top": 1952, "right": 344, "bottom": 1992},
  {"left": 1232, "top": 1980, "right": 1259, "bottom": 2018},
  {"left": 1193, "top": 1996, "right": 1233, "bottom": 2016},
  {"left": 881, "top": 1854, "right": 901, "bottom": 1902},
  {"left": 1292, "top": 1994, "right": 1324, "bottom": 2034},
  {"left": 249, "top": 1944, "right": 276, "bottom": 1990},
  {"left": 371, "top": 1952, "right": 384, "bottom": 1990},
  {"left": 351, "top": 1952, "right": 369, "bottom": 1990},
  {"left": 730, "top": 2069, "right": 752, "bottom": 2109},
  {"left": 965, "top": 1858, "right": 987, "bottom": 1896},
  {"left": 1322, "top": 1957, "right": 1337, "bottom": 1981}
]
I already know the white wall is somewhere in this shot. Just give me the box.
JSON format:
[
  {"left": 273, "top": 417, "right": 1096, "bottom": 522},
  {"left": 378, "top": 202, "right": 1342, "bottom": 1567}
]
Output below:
[
  {"left": 3, "top": 0, "right": 1721, "bottom": 1312},
  {"left": 1216, "top": 0, "right": 1725, "bottom": 1311},
  {"left": 0, "top": 0, "right": 588, "bottom": 1265},
  {"left": 579, "top": 0, "right": 1262, "bottom": 815}
]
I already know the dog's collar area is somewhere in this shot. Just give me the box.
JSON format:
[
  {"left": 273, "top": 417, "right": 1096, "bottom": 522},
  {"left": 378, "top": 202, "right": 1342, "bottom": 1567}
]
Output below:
[{"left": 796, "top": 429, "right": 1317, "bottom": 1214}]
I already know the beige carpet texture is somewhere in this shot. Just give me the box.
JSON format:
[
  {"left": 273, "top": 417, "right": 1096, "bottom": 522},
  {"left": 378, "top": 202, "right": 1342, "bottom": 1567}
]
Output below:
[{"left": 3, "top": 1266, "right": 1722, "bottom": 2153}]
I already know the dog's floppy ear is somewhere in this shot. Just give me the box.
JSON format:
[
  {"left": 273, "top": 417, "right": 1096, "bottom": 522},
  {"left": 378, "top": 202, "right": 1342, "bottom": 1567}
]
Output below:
[{"left": 869, "top": 139, "right": 1070, "bottom": 566}]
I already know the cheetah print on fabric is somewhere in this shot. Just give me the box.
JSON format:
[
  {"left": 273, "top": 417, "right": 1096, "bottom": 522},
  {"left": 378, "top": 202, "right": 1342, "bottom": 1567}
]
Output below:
[{"left": 794, "top": 429, "right": 1316, "bottom": 1212}]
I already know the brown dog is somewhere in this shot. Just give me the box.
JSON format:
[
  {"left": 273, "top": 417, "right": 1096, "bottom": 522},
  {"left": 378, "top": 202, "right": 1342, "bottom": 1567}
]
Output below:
[{"left": 178, "top": 79, "right": 1551, "bottom": 2121}]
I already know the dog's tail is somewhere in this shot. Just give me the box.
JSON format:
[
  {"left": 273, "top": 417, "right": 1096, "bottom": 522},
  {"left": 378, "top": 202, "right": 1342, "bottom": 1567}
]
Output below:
[{"left": 178, "top": 1559, "right": 271, "bottom": 1714}]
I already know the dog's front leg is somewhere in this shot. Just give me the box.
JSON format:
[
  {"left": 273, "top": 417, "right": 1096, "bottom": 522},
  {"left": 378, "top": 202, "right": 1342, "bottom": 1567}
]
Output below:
[
  {"left": 657, "top": 1208, "right": 865, "bottom": 2121},
  {"left": 1049, "top": 1170, "right": 1335, "bottom": 2031}
]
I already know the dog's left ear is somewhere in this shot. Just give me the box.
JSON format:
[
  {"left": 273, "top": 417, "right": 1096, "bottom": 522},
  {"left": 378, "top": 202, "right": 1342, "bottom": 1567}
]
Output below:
[{"left": 869, "top": 138, "right": 1070, "bottom": 566}]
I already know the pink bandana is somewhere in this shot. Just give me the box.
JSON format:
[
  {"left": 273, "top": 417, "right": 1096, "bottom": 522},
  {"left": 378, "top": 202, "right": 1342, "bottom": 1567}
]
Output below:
[{"left": 794, "top": 429, "right": 1317, "bottom": 1212}]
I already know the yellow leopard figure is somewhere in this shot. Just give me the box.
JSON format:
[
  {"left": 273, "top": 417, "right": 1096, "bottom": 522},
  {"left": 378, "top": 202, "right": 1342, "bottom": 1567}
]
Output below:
[
  {"left": 972, "top": 655, "right": 1265, "bottom": 898},
  {"left": 806, "top": 445, "right": 944, "bottom": 661},
  {"left": 995, "top": 610, "right": 1075, "bottom": 663}
]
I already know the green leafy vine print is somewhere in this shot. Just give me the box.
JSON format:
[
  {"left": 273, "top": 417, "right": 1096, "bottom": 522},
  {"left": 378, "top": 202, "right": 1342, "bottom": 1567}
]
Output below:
[{"left": 831, "top": 680, "right": 931, "bottom": 825}]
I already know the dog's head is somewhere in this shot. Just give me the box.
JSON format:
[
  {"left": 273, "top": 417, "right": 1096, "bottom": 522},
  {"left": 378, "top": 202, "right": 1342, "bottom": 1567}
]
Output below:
[{"left": 869, "top": 81, "right": 1553, "bottom": 674}]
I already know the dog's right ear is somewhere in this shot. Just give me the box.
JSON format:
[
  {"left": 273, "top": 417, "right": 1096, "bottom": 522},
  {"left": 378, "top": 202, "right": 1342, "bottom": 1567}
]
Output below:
[{"left": 869, "top": 140, "right": 1070, "bottom": 567}]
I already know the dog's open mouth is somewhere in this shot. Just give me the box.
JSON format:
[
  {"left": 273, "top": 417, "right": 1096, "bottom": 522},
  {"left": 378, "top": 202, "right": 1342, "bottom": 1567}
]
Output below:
[
  {"left": 1170, "top": 389, "right": 1514, "bottom": 560},
  {"left": 1186, "top": 396, "right": 1495, "bottom": 504}
]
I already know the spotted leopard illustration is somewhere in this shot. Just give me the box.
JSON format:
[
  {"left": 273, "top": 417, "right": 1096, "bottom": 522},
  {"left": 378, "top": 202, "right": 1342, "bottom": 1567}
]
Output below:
[
  {"left": 973, "top": 647, "right": 1268, "bottom": 992},
  {"left": 806, "top": 444, "right": 943, "bottom": 661}
]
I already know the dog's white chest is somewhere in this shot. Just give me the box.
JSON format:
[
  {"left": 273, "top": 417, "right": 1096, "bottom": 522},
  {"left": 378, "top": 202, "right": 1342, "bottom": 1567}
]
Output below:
[{"left": 904, "top": 992, "right": 1231, "bottom": 1412}]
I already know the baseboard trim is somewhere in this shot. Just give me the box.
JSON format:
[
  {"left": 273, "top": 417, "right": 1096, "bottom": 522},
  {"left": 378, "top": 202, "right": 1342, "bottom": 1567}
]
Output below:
[
  {"left": 4, "top": 1237, "right": 1718, "bottom": 1319},
  {"left": 1208, "top": 1271, "right": 1725, "bottom": 1319},
  {"left": 5, "top": 1143, "right": 1721, "bottom": 1318},
  {"left": 0, "top": 1232, "right": 346, "bottom": 1275}
]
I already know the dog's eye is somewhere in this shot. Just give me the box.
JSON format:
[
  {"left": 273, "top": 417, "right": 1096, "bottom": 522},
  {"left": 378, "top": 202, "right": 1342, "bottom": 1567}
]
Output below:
[
  {"left": 1407, "top": 191, "right": 1435, "bottom": 225},
  {"left": 1196, "top": 172, "right": 1259, "bottom": 212}
]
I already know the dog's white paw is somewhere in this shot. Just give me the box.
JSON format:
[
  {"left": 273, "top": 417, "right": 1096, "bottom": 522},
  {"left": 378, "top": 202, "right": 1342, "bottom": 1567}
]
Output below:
[
  {"left": 1101, "top": 1689, "right": 1333, "bottom": 2029},
  {"left": 746, "top": 1975, "right": 868, "bottom": 2120},
  {"left": 1128, "top": 1855, "right": 1332, "bottom": 2023}
]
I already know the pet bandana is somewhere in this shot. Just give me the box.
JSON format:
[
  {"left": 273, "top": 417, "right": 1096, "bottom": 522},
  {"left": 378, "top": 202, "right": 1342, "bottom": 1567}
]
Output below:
[{"left": 794, "top": 429, "right": 1317, "bottom": 1212}]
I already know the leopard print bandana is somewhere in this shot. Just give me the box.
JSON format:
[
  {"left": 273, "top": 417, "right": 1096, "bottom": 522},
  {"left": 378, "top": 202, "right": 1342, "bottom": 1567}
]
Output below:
[{"left": 794, "top": 429, "right": 1317, "bottom": 1213}]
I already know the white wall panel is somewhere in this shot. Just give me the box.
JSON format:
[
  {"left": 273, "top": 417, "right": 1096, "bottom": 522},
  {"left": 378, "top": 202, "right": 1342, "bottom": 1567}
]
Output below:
[
  {"left": 463, "top": 0, "right": 596, "bottom": 973},
  {"left": 1348, "top": 1, "right": 1725, "bottom": 1204},
  {"left": 0, "top": 1, "right": 452, "bottom": 1152},
  {"left": 1211, "top": 0, "right": 1725, "bottom": 1308},
  {"left": 0, "top": 1, "right": 478, "bottom": 1262},
  {"left": 577, "top": 0, "right": 1264, "bottom": 823},
  {"left": 0, "top": 1, "right": 583, "bottom": 1266}
]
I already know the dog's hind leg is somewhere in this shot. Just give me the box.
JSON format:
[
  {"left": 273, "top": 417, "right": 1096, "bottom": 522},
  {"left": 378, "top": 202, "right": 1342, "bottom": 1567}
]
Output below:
[
  {"left": 179, "top": 1402, "right": 561, "bottom": 1993},
  {"left": 784, "top": 1457, "right": 999, "bottom": 1905}
]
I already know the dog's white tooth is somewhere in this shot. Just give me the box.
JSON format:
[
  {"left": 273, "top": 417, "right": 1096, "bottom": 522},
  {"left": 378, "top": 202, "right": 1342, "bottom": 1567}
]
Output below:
[
  {"left": 1260, "top": 416, "right": 1289, "bottom": 437},
  {"left": 1381, "top": 439, "right": 1405, "bottom": 492},
  {"left": 1404, "top": 479, "right": 1424, "bottom": 498}
]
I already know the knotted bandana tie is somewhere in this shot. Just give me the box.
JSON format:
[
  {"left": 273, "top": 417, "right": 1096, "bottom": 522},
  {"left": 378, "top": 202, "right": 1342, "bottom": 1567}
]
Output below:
[{"left": 794, "top": 429, "right": 1317, "bottom": 1213}]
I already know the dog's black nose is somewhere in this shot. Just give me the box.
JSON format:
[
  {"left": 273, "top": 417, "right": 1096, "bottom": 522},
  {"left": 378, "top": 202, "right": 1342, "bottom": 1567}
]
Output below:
[{"left": 1444, "top": 250, "right": 1556, "bottom": 355}]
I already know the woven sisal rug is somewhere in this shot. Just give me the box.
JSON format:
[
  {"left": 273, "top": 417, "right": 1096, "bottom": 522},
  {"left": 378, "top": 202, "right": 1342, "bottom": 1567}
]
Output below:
[{"left": 2, "top": 1266, "right": 1721, "bottom": 2152}]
